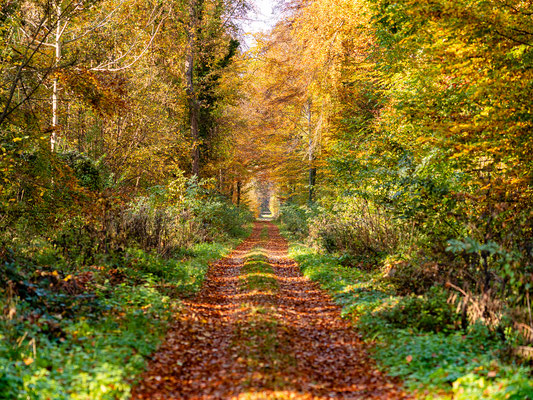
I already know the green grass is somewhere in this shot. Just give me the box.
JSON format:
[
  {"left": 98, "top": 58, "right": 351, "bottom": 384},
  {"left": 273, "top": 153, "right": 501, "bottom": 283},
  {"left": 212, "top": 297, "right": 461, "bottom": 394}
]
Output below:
[
  {"left": 288, "top": 243, "right": 533, "bottom": 399},
  {"left": 240, "top": 226, "right": 277, "bottom": 293},
  {"left": 241, "top": 254, "right": 278, "bottom": 293},
  {"left": 259, "top": 226, "right": 269, "bottom": 240},
  {"left": 231, "top": 303, "right": 297, "bottom": 391},
  {"left": 232, "top": 244, "right": 296, "bottom": 392},
  {"left": 0, "top": 240, "right": 237, "bottom": 400}
]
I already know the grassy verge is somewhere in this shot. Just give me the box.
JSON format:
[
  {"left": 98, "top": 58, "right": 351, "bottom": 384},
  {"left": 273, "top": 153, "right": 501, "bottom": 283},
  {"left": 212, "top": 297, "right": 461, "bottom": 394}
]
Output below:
[
  {"left": 0, "top": 239, "right": 239, "bottom": 400},
  {"left": 287, "top": 243, "right": 533, "bottom": 399}
]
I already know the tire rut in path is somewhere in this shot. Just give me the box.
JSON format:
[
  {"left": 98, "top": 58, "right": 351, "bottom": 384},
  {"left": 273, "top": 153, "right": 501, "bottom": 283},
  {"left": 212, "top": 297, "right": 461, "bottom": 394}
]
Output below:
[{"left": 131, "top": 222, "right": 408, "bottom": 399}]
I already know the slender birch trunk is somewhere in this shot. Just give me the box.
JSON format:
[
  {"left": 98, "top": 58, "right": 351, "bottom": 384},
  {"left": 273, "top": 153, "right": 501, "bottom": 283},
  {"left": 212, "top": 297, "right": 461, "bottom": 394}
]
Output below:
[{"left": 51, "top": 1, "right": 62, "bottom": 152}]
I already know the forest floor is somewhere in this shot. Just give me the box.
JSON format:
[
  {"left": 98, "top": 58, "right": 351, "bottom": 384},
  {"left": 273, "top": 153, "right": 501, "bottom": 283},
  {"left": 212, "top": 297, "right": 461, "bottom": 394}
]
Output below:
[{"left": 131, "top": 222, "right": 408, "bottom": 399}]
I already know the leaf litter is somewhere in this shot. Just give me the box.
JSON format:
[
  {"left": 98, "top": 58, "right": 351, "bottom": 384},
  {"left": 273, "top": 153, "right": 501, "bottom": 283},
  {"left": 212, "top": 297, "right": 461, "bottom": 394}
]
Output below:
[{"left": 132, "top": 222, "right": 409, "bottom": 399}]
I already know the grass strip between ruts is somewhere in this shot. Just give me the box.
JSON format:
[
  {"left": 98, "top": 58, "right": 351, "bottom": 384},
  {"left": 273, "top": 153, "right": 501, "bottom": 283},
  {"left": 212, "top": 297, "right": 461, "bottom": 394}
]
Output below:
[{"left": 232, "top": 237, "right": 297, "bottom": 396}]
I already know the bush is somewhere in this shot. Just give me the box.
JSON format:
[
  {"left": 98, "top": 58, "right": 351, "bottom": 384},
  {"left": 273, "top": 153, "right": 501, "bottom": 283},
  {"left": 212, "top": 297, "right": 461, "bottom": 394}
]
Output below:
[
  {"left": 307, "top": 197, "right": 402, "bottom": 259},
  {"left": 365, "top": 286, "right": 460, "bottom": 334},
  {"left": 59, "top": 151, "right": 105, "bottom": 191},
  {"left": 384, "top": 255, "right": 448, "bottom": 295},
  {"left": 197, "top": 199, "right": 253, "bottom": 239},
  {"left": 122, "top": 195, "right": 201, "bottom": 255},
  {"left": 278, "top": 203, "right": 313, "bottom": 239},
  {"left": 104, "top": 179, "right": 252, "bottom": 257}
]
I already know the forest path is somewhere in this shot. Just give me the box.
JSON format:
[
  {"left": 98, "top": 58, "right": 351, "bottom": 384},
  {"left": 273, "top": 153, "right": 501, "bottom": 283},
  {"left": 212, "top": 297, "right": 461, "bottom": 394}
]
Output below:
[{"left": 132, "top": 222, "right": 408, "bottom": 399}]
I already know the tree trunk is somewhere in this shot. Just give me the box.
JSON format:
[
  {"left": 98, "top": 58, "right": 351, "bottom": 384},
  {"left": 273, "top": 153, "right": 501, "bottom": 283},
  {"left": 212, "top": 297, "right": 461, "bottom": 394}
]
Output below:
[
  {"left": 308, "top": 166, "right": 316, "bottom": 204},
  {"left": 305, "top": 100, "right": 316, "bottom": 204},
  {"left": 51, "top": 1, "right": 62, "bottom": 152},
  {"left": 237, "top": 180, "right": 241, "bottom": 206},
  {"left": 190, "top": 99, "right": 200, "bottom": 175},
  {"left": 186, "top": 0, "right": 200, "bottom": 176}
]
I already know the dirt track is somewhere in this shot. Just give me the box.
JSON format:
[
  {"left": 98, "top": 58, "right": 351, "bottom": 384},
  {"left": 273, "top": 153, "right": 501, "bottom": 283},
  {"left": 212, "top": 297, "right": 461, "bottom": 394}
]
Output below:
[{"left": 132, "top": 222, "right": 408, "bottom": 399}]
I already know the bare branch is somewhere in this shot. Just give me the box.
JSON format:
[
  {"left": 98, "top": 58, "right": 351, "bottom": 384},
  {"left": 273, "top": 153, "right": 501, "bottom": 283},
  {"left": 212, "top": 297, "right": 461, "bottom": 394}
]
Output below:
[
  {"left": 90, "top": 9, "right": 166, "bottom": 72},
  {"left": 64, "top": 0, "right": 127, "bottom": 44}
]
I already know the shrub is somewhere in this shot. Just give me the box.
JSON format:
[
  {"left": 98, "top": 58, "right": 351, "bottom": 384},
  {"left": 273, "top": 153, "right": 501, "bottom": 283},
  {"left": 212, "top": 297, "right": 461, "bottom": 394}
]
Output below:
[
  {"left": 196, "top": 199, "right": 253, "bottom": 239},
  {"left": 307, "top": 197, "right": 403, "bottom": 262},
  {"left": 59, "top": 151, "right": 105, "bottom": 191},
  {"left": 366, "top": 286, "right": 460, "bottom": 334},
  {"left": 122, "top": 195, "right": 201, "bottom": 255},
  {"left": 384, "top": 255, "right": 448, "bottom": 295},
  {"left": 278, "top": 203, "right": 313, "bottom": 239}
]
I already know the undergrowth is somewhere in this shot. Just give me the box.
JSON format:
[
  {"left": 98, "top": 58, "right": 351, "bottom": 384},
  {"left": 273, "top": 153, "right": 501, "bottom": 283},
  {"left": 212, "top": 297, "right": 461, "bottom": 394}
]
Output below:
[
  {"left": 0, "top": 240, "right": 238, "bottom": 400},
  {"left": 287, "top": 243, "right": 533, "bottom": 399}
]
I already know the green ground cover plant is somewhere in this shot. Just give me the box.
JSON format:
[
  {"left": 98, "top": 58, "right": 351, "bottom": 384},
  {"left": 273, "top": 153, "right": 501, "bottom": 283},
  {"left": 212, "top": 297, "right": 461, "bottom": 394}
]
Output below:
[
  {"left": 0, "top": 137, "right": 253, "bottom": 400},
  {"left": 287, "top": 242, "right": 533, "bottom": 399},
  {"left": 241, "top": 256, "right": 278, "bottom": 293},
  {"left": 0, "top": 238, "right": 240, "bottom": 400}
]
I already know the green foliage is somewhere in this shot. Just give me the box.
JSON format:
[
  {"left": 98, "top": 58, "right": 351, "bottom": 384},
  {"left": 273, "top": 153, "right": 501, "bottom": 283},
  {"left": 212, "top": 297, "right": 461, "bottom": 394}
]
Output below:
[
  {"left": 118, "top": 173, "right": 253, "bottom": 255},
  {"left": 123, "top": 242, "right": 234, "bottom": 295},
  {"left": 365, "top": 287, "right": 460, "bottom": 334},
  {"left": 374, "top": 327, "right": 501, "bottom": 391},
  {"left": 446, "top": 237, "right": 530, "bottom": 303},
  {"left": 451, "top": 367, "right": 533, "bottom": 400},
  {"left": 289, "top": 242, "right": 533, "bottom": 398},
  {"left": 278, "top": 203, "right": 314, "bottom": 239},
  {"left": 0, "top": 226, "right": 235, "bottom": 399},
  {"left": 280, "top": 197, "right": 408, "bottom": 271},
  {"left": 122, "top": 248, "right": 189, "bottom": 282},
  {"left": 59, "top": 151, "right": 105, "bottom": 191},
  {"left": 0, "top": 282, "right": 171, "bottom": 400},
  {"left": 196, "top": 199, "right": 254, "bottom": 239}
]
